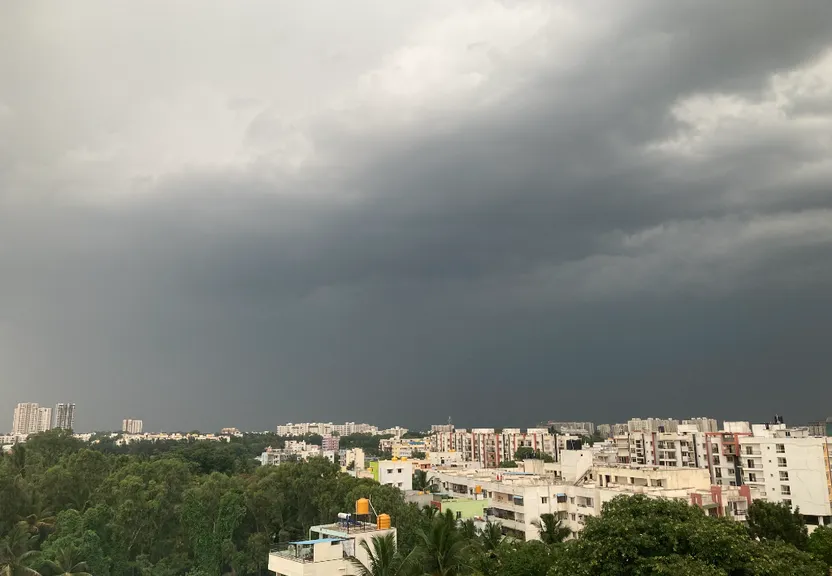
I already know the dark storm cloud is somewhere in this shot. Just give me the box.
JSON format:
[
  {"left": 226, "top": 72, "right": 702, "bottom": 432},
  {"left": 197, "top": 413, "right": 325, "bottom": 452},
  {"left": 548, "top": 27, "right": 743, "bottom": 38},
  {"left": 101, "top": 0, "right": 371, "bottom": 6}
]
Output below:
[{"left": 2, "top": 0, "right": 832, "bottom": 431}]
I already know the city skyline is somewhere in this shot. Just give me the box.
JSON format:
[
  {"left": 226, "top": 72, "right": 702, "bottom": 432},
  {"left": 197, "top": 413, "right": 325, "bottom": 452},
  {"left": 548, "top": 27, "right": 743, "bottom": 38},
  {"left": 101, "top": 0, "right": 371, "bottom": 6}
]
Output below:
[{"left": 3, "top": 2, "right": 832, "bottom": 432}]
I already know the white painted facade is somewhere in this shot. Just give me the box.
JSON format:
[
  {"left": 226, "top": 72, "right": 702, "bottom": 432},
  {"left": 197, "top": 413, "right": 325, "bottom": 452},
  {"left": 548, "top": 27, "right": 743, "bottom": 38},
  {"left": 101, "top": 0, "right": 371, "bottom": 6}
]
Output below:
[
  {"left": 739, "top": 431, "right": 832, "bottom": 526},
  {"left": 377, "top": 460, "right": 413, "bottom": 491},
  {"left": 11, "top": 403, "right": 53, "bottom": 435},
  {"left": 122, "top": 419, "right": 143, "bottom": 434}
]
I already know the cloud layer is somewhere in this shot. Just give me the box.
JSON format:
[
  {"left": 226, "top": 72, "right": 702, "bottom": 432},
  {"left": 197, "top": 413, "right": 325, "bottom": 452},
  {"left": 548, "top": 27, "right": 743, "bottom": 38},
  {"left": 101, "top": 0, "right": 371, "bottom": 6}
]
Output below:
[{"left": 2, "top": 0, "right": 832, "bottom": 431}]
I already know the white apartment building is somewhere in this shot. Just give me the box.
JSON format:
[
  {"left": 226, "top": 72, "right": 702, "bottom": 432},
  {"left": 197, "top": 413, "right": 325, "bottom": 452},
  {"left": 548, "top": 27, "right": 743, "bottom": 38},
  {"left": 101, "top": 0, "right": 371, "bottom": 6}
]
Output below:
[
  {"left": 428, "top": 464, "right": 747, "bottom": 541},
  {"left": 277, "top": 422, "right": 381, "bottom": 437},
  {"left": 615, "top": 426, "right": 708, "bottom": 468},
  {"left": 546, "top": 422, "right": 596, "bottom": 435},
  {"left": 122, "top": 419, "right": 143, "bottom": 434},
  {"left": 54, "top": 403, "right": 76, "bottom": 430},
  {"left": 682, "top": 418, "right": 719, "bottom": 433},
  {"left": 428, "top": 427, "right": 556, "bottom": 468},
  {"left": 339, "top": 448, "right": 365, "bottom": 471},
  {"left": 627, "top": 418, "right": 679, "bottom": 433},
  {"left": 375, "top": 459, "right": 413, "bottom": 491},
  {"left": 11, "top": 403, "right": 53, "bottom": 435},
  {"left": 739, "top": 428, "right": 832, "bottom": 527},
  {"left": 261, "top": 441, "right": 336, "bottom": 466}
]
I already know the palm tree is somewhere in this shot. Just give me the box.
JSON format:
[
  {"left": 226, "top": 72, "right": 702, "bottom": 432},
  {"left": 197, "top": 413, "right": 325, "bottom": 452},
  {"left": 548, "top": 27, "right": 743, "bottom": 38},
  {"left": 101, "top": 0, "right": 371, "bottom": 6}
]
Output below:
[
  {"left": 531, "top": 513, "right": 571, "bottom": 545},
  {"left": 41, "top": 547, "right": 91, "bottom": 576},
  {"left": 348, "top": 533, "right": 417, "bottom": 576},
  {"left": 0, "top": 525, "right": 41, "bottom": 576},
  {"left": 420, "top": 506, "right": 439, "bottom": 521},
  {"left": 416, "top": 517, "right": 470, "bottom": 576},
  {"left": 458, "top": 519, "right": 477, "bottom": 542},
  {"left": 479, "top": 521, "right": 503, "bottom": 553}
]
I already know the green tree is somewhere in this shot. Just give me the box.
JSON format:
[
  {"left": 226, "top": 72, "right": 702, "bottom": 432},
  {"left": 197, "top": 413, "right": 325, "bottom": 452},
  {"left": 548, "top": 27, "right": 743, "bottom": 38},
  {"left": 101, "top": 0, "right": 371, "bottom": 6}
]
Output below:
[
  {"left": 0, "top": 525, "right": 41, "bottom": 576},
  {"left": 479, "top": 521, "right": 502, "bottom": 553},
  {"left": 41, "top": 547, "right": 91, "bottom": 576},
  {"left": 416, "top": 515, "right": 469, "bottom": 576},
  {"left": 807, "top": 525, "right": 832, "bottom": 567},
  {"left": 348, "top": 533, "right": 417, "bottom": 576},
  {"left": 747, "top": 500, "right": 809, "bottom": 550},
  {"left": 531, "top": 513, "right": 570, "bottom": 545}
]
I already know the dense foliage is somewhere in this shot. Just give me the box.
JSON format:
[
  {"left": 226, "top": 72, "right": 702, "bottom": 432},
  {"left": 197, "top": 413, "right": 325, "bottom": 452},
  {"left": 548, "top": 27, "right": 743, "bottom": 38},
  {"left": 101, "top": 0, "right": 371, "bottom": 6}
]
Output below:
[{"left": 3, "top": 430, "right": 832, "bottom": 576}]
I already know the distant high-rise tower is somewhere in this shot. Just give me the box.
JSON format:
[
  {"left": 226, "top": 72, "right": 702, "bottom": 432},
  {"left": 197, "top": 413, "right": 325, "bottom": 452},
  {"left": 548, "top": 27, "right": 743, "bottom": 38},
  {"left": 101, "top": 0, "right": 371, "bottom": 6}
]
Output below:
[
  {"left": 37, "top": 407, "right": 53, "bottom": 432},
  {"left": 54, "top": 403, "right": 76, "bottom": 430},
  {"left": 10, "top": 403, "right": 52, "bottom": 435},
  {"left": 122, "top": 418, "right": 143, "bottom": 434},
  {"left": 11, "top": 403, "right": 38, "bottom": 435}
]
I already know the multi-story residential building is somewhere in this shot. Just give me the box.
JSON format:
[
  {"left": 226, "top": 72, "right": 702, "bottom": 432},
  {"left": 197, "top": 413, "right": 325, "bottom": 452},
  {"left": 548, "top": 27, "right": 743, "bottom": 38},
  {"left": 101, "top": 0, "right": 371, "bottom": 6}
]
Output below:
[
  {"left": 371, "top": 459, "right": 413, "bottom": 491},
  {"left": 627, "top": 418, "right": 679, "bottom": 433},
  {"left": 380, "top": 437, "right": 427, "bottom": 458},
  {"left": 54, "top": 403, "right": 76, "bottom": 430},
  {"left": 808, "top": 418, "right": 832, "bottom": 437},
  {"left": 268, "top": 507, "right": 397, "bottom": 576},
  {"left": 682, "top": 418, "right": 719, "bottom": 433},
  {"left": 428, "top": 427, "right": 556, "bottom": 468},
  {"left": 261, "top": 440, "right": 336, "bottom": 466},
  {"left": 277, "top": 422, "right": 381, "bottom": 437},
  {"left": 545, "top": 422, "right": 595, "bottom": 435},
  {"left": 11, "top": 403, "right": 38, "bottom": 435},
  {"left": 122, "top": 419, "right": 143, "bottom": 434},
  {"left": 220, "top": 427, "right": 242, "bottom": 436},
  {"left": 339, "top": 448, "right": 365, "bottom": 471},
  {"left": 379, "top": 426, "right": 408, "bottom": 437},
  {"left": 428, "top": 464, "right": 748, "bottom": 541},
  {"left": 706, "top": 428, "right": 753, "bottom": 488},
  {"left": 596, "top": 424, "right": 612, "bottom": 438},
  {"left": 739, "top": 427, "right": 832, "bottom": 527},
  {"left": 615, "top": 426, "right": 708, "bottom": 468},
  {"left": 11, "top": 403, "right": 53, "bottom": 435},
  {"left": 37, "top": 408, "right": 53, "bottom": 432},
  {"left": 322, "top": 434, "right": 340, "bottom": 452},
  {"left": 612, "top": 423, "right": 629, "bottom": 436}
]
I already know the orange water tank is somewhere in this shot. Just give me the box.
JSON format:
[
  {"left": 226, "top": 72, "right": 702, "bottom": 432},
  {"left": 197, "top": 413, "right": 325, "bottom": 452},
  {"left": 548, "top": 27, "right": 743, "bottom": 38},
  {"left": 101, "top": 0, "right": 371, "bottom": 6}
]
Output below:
[
  {"left": 356, "top": 498, "right": 370, "bottom": 516},
  {"left": 377, "top": 513, "right": 391, "bottom": 530}
]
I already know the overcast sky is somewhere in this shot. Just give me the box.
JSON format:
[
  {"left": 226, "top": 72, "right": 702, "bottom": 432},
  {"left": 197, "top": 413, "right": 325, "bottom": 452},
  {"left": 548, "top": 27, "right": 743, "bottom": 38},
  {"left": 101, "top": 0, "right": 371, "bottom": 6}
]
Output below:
[{"left": 2, "top": 1, "right": 832, "bottom": 433}]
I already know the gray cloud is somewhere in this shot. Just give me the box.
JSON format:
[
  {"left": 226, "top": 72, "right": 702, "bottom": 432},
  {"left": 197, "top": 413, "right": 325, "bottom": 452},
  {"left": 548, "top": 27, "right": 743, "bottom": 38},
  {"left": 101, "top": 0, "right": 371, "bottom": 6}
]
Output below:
[{"left": 2, "top": 1, "right": 832, "bottom": 432}]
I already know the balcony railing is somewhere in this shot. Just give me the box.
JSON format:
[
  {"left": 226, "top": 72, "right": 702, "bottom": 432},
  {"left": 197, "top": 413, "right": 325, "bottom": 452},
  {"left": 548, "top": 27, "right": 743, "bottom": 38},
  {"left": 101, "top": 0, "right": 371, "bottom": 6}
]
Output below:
[{"left": 270, "top": 544, "right": 315, "bottom": 564}]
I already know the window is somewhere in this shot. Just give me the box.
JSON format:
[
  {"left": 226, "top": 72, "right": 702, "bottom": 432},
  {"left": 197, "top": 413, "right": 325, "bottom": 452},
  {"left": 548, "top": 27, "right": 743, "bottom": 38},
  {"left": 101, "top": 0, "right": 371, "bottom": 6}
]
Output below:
[
  {"left": 746, "top": 459, "right": 755, "bottom": 469},
  {"left": 745, "top": 446, "right": 754, "bottom": 455},
  {"left": 776, "top": 444, "right": 785, "bottom": 454},
  {"left": 781, "top": 485, "right": 791, "bottom": 496},
  {"left": 456, "top": 511, "right": 462, "bottom": 519},
  {"left": 777, "top": 458, "right": 787, "bottom": 467},
  {"left": 387, "top": 469, "right": 393, "bottom": 473},
  {"left": 541, "top": 497, "right": 548, "bottom": 504},
  {"left": 570, "top": 514, "right": 576, "bottom": 521},
  {"left": 570, "top": 497, "right": 575, "bottom": 504},
  {"left": 748, "top": 473, "right": 757, "bottom": 483},
  {"left": 397, "top": 468, "right": 402, "bottom": 473},
  {"left": 780, "top": 471, "right": 789, "bottom": 481}
]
